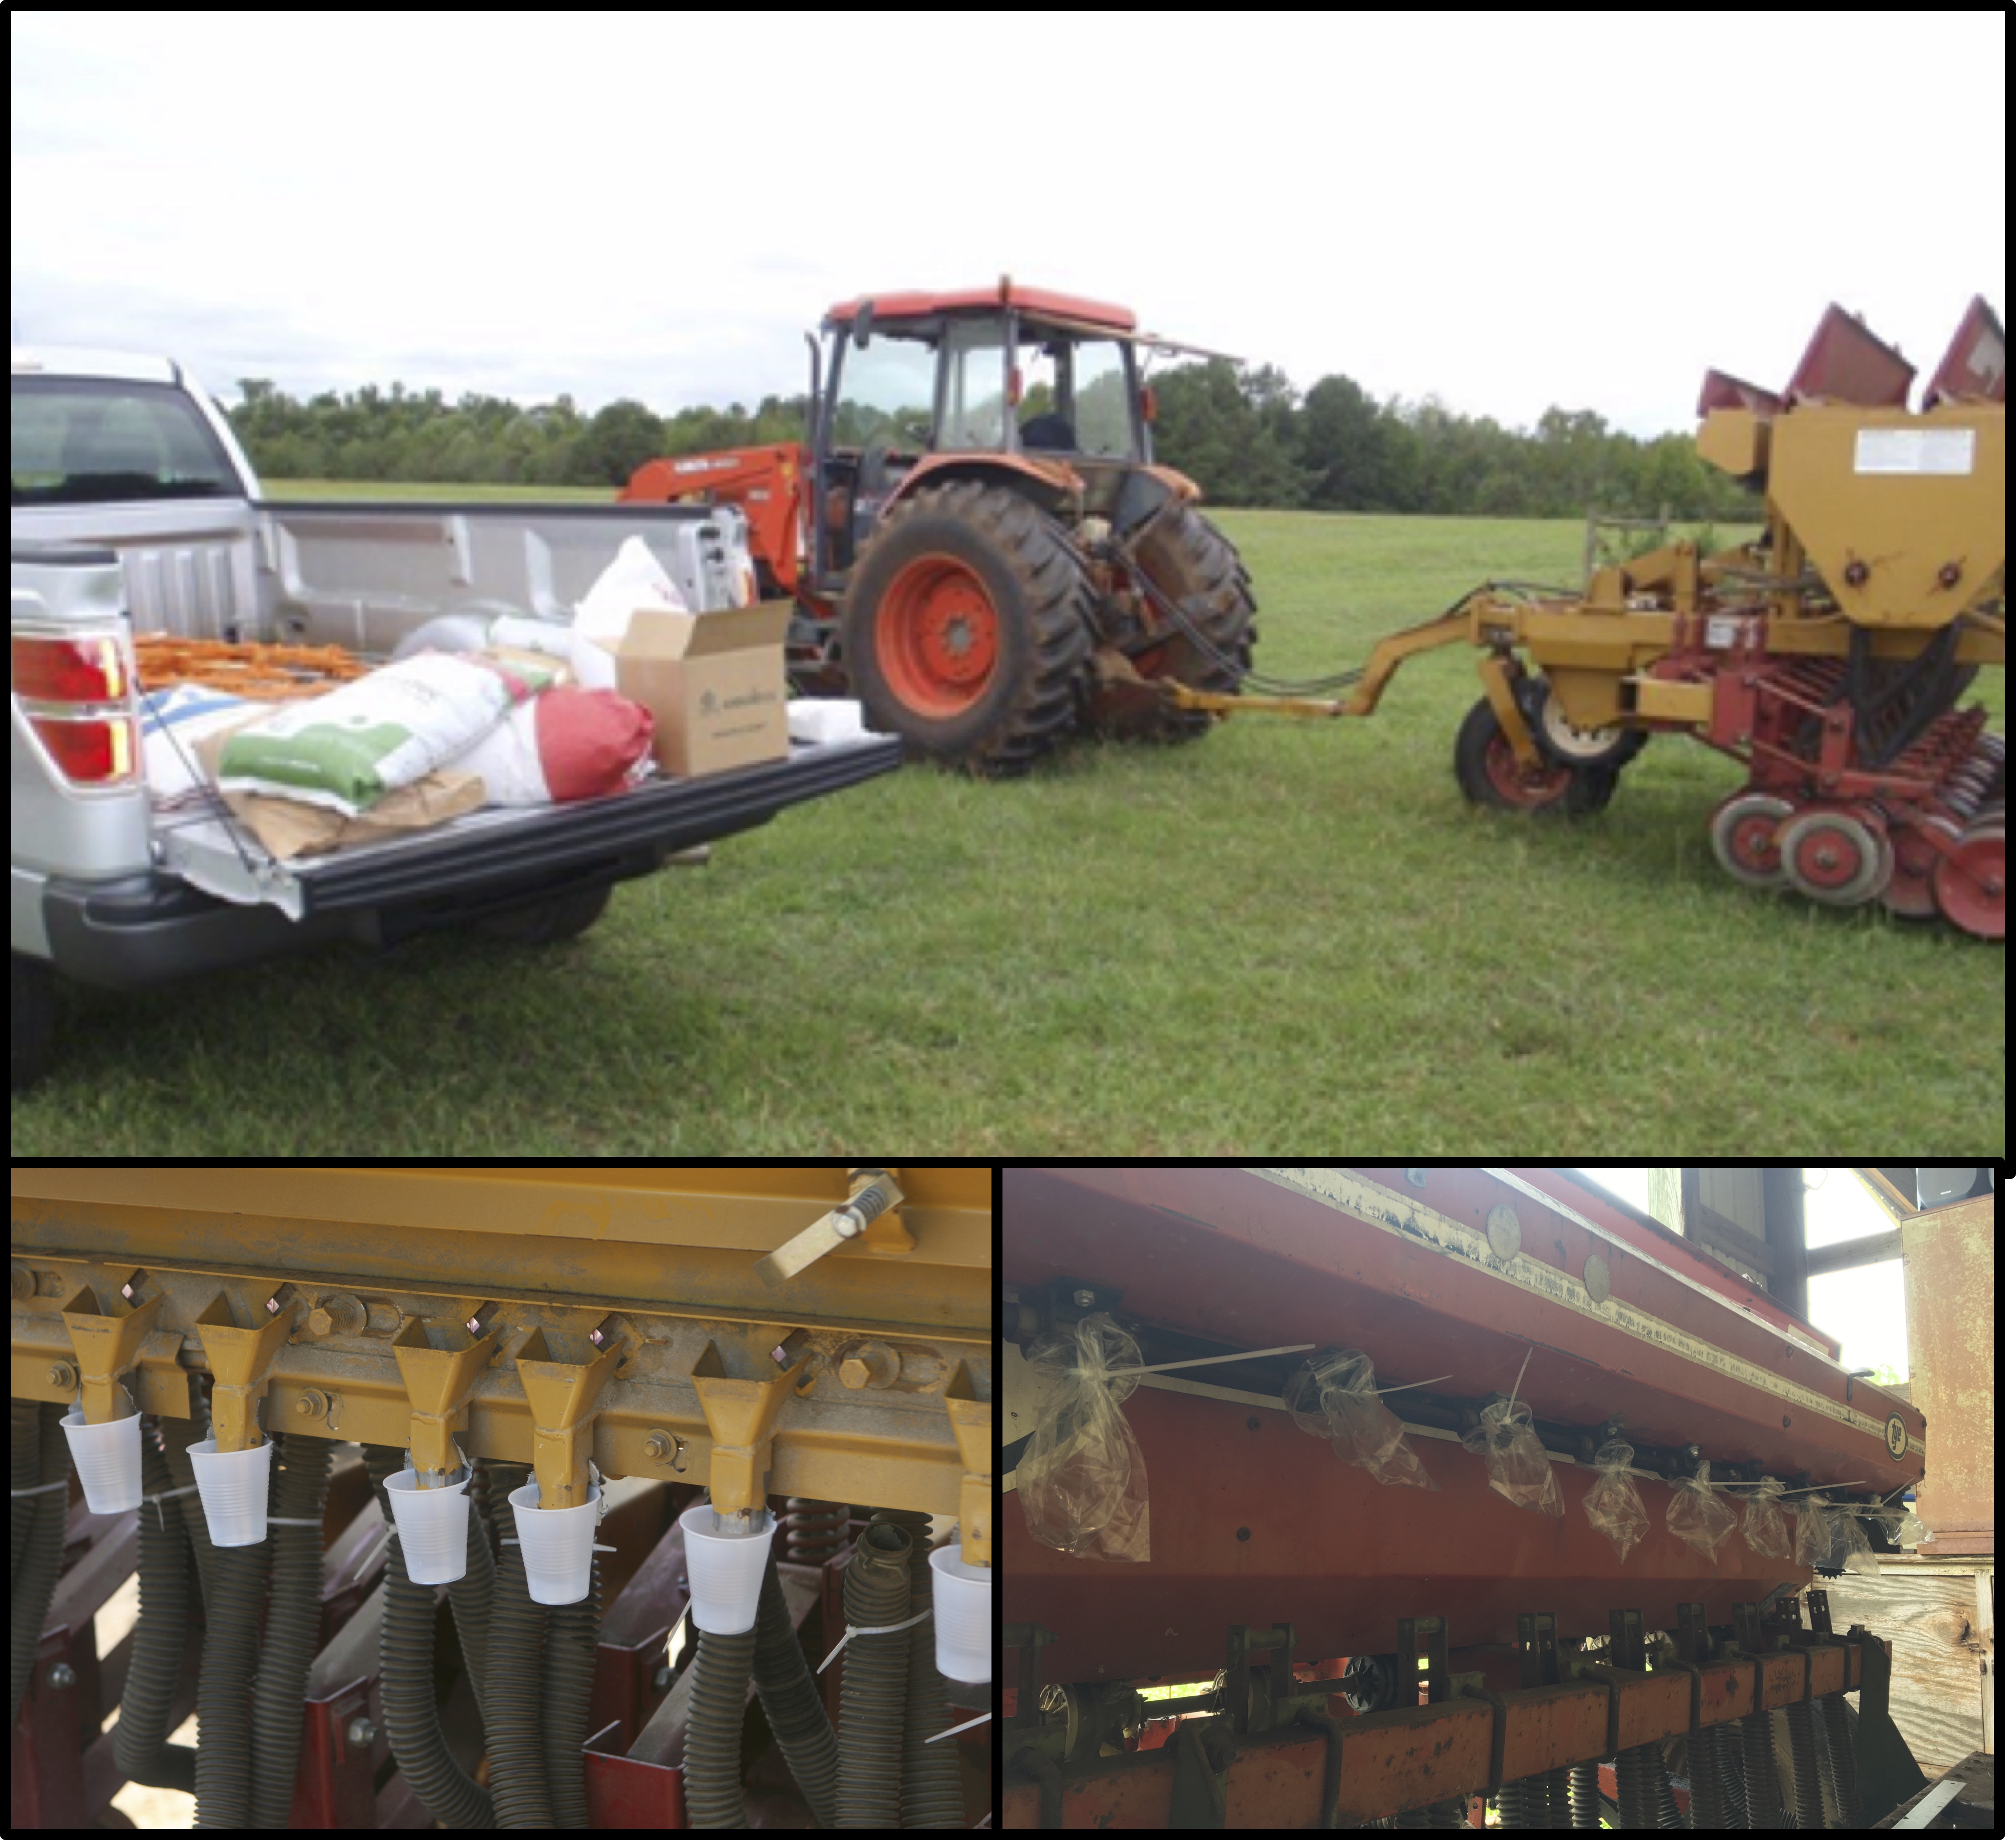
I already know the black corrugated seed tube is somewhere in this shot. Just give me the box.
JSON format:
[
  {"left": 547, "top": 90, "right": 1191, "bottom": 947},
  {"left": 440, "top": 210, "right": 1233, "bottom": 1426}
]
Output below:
[
  {"left": 1567, "top": 1758, "right": 1601, "bottom": 1827},
  {"left": 249, "top": 1432, "right": 332, "bottom": 1827},
  {"left": 10, "top": 1400, "right": 39, "bottom": 1595},
  {"left": 158, "top": 1396, "right": 219, "bottom": 1612},
  {"left": 11, "top": 1401, "right": 70, "bottom": 1733},
  {"left": 1818, "top": 1694, "right": 1861, "bottom": 1827},
  {"left": 447, "top": 1465, "right": 497, "bottom": 1730},
  {"left": 113, "top": 1425, "right": 197, "bottom": 1792},
  {"left": 482, "top": 1461, "right": 552, "bottom": 1829},
  {"left": 1686, "top": 1726, "right": 1723, "bottom": 1829},
  {"left": 869, "top": 1508, "right": 964, "bottom": 1828},
  {"left": 1715, "top": 1720, "right": 1748, "bottom": 1826},
  {"left": 685, "top": 1621, "right": 760, "bottom": 1828},
  {"left": 1783, "top": 1700, "right": 1825, "bottom": 1828},
  {"left": 1741, "top": 1708, "right": 1780, "bottom": 1825},
  {"left": 193, "top": 1441, "right": 274, "bottom": 1827},
  {"left": 365, "top": 1443, "right": 495, "bottom": 1829},
  {"left": 542, "top": 1554, "right": 600, "bottom": 1828},
  {"left": 751, "top": 1554, "right": 839, "bottom": 1825},
  {"left": 835, "top": 1519, "right": 913, "bottom": 1828}
]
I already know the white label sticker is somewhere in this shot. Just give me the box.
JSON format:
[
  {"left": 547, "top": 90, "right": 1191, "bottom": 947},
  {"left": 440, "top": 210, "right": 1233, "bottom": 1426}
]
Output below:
[{"left": 1854, "top": 428, "right": 1975, "bottom": 475}]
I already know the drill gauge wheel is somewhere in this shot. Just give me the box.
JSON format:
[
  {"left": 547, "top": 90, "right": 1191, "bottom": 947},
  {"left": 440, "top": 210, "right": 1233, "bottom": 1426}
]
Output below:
[
  {"left": 1932, "top": 823, "right": 2006, "bottom": 939},
  {"left": 1710, "top": 792, "right": 1795, "bottom": 888},
  {"left": 1780, "top": 809, "right": 1890, "bottom": 907},
  {"left": 1877, "top": 814, "right": 1960, "bottom": 919}
]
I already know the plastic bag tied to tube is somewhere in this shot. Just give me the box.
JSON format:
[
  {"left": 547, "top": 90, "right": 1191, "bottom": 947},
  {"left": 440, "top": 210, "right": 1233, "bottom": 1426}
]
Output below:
[
  {"left": 1666, "top": 1460, "right": 1738, "bottom": 1565},
  {"left": 1284, "top": 1349, "right": 1437, "bottom": 1490},
  {"left": 1832, "top": 1505, "right": 1880, "bottom": 1574},
  {"left": 1460, "top": 1398, "right": 1563, "bottom": 1517},
  {"left": 1017, "top": 1313, "right": 1151, "bottom": 1564},
  {"left": 1792, "top": 1494, "right": 1833, "bottom": 1567},
  {"left": 1740, "top": 1475, "right": 1792, "bottom": 1559},
  {"left": 1582, "top": 1439, "right": 1651, "bottom": 1561}
]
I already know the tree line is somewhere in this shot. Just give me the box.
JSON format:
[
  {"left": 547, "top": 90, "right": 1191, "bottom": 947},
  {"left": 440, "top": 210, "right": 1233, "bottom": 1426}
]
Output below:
[{"left": 227, "top": 361, "right": 1758, "bottom": 521}]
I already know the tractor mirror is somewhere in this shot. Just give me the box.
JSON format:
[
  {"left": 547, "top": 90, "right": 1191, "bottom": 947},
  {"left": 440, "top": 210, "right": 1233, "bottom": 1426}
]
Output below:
[
  {"left": 852, "top": 303, "right": 875, "bottom": 350},
  {"left": 1140, "top": 384, "right": 1158, "bottom": 425}
]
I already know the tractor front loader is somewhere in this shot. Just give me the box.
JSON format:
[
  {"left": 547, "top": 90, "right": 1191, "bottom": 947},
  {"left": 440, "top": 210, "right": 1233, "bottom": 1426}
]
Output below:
[{"left": 622, "top": 282, "right": 1258, "bottom": 775}]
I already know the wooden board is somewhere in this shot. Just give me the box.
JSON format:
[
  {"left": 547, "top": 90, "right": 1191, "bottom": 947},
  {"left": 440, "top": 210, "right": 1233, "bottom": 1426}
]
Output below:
[{"left": 1819, "top": 1565, "right": 1994, "bottom": 1772}]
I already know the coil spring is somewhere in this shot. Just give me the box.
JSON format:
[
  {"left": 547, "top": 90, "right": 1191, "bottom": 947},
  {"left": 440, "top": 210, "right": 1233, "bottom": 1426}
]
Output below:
[
  {"left": 1568, "top": 1759, "right": 1601, "bottom": 1828},
  {"left": 783, "top": 1497, "right": 851, "bottom": 1564},
  {"left": 1716, "top": 1720, "right": 1749, "bottom": 1828},
  {"left": 1741, "top": 1708, "right": 1781, "bottom": 1825},
  {"left": 1784, "top": 1701, "right": 1826, "bottom": 1828},
  {"left": 1686, "top": 1727, "right": 1723, "bottom": 1829}
]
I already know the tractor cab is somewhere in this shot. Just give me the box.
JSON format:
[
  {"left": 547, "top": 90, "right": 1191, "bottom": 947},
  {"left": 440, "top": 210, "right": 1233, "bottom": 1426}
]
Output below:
[{"left": 812, "top": 285, "right": 1151, "bottom": 583}]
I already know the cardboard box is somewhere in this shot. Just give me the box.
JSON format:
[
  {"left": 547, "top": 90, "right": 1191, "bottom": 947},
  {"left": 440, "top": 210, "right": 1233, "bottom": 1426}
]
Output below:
[{"left": 604, "top": 601, "right": 791, "bottom": 778}]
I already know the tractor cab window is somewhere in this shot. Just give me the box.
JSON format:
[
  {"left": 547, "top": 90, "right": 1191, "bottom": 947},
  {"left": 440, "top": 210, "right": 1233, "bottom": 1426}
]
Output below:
[
  {"left": 1014, "top": 332, "right": 1139, "bottom": 460},
  {"left": 938, "top": 320, "right": 1010, "bottom": 452},
  {"left": 832, "top": 332, "right": 936, "bottom": 452}
]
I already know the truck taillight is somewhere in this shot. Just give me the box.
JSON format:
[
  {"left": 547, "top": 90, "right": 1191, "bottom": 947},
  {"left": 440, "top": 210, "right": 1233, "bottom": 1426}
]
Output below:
[
  {"left": 27, "top": 709, "right": 138, "bottom": 783},
  {"left": 12, "top": 632, "right": 130, "bottom": 702},
  {"left": 13, "top": 629, "right": 141, "bottom": 786}
]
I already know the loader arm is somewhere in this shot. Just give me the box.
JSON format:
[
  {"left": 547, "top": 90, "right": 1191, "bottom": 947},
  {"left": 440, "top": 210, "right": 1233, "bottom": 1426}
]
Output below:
[{"left": 620, "top": 442, "right": 810, "bottom": 593}]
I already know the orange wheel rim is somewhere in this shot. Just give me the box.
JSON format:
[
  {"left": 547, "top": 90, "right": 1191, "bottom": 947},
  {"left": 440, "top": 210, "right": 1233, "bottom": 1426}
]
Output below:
[{"left": 879, "top": 557, "right": 999, "bottom": 718}]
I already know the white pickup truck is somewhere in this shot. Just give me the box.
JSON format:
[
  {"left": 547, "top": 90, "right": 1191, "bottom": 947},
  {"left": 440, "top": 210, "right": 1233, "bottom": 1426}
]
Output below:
[{"left": 10, "top": 348, "right": 900, "bottom": 1089}]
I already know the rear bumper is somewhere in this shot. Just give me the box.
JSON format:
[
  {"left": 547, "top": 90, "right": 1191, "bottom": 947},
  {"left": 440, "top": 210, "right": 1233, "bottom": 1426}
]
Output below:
[{"left": 33, "top": 736, "right": 901, "bottom": 990}]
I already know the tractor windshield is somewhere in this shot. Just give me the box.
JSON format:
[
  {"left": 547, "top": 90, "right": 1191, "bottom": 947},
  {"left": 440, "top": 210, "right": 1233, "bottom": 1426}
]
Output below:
[
  {"left": 832, "top": 332, "right": 936, "bottom": 450},
  {"left": 1015, "top": 329, "right": 1140, "bottom": 460}
]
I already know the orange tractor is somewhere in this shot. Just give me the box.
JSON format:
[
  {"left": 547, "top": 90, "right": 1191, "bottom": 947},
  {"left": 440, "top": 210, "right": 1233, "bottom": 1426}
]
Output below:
[{"left": 620, "top": 283, "right": 1257, "bottom": 774}]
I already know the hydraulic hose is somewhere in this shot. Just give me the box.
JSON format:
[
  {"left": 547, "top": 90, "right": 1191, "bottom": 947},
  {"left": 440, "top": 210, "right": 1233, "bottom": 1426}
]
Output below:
[
  {"left": 870, "top": 1508, "right": 963, "bottom": 1828},
  {"left": 366, "top": 1443, "right": 495, "bottom": 1829},
  {"left": 1296, "top": 1706, "right": 1343, "bottom": 1830},
  {"left": 834, "top": 1519, "right": 913, "bottom": 1828},
  {"left": 193, "top": 1444, "right": 275, "bottom": 1827},
  {"left": 482, "top": 1461, "right": 552, "bottom": 1829},
  {"left": 250, "top": 1433, "right": 333, "bottom": 1827},
  {"left": 751, "top": 1554, "right": 839, "bottom": 1825},
  {"left": 113, "top": 1425, "right": 197, "bottom": 1792},
  {"left": 11, "top": 1401, "right": 70, "bottom": 1733},
  {"left": 683, "top": 1622, "right": 758, "bottom": 1828},
  {"left": 542, "top": 1554, "right": 599, "bottom": 1828}
]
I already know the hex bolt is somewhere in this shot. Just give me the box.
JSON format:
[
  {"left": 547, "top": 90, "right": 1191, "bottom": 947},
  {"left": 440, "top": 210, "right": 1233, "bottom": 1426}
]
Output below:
[
  {"left": 295, "top": 1389, "right": 331, "bottom": 1422},
  {"left": 10, "top": 1264, "right": 31, "bottom": 1301},
  {"left": 47, "top": 1361, "right": 76, "bottom": 1391},
  {"left": 643, "top": 1431, "right": 673, "bottom": 1461},
  {"left": 347, "top": 1715, "right": 376, "bottom": 1748},
  {"left": 45, "top": 1662, "right": 76, "bottom": 1691},
  {"left": 1072, "top": 1288, "right": 1095, "bottom": 1309},
  {"left": 838, "top": 1342, "right": 898, "bottom": 1390}
]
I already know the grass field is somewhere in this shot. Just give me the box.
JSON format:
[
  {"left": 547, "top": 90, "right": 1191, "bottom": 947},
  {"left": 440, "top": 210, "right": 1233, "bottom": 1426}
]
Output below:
[{"left": 12, "top": 493, "right": 2005, "bottom": 1154}]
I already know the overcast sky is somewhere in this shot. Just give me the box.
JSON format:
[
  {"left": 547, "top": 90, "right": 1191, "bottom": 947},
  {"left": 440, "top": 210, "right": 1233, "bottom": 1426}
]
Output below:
[{"left": 12, "top": 11, "right": 2006, "bottom": 433}]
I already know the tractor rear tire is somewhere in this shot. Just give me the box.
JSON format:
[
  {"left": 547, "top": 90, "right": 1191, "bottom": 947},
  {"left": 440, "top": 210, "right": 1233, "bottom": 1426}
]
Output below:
[
  {"left": 1094, "top": 506, "right": 1257, "bottom": 743},
  {"left": 840, "top": 481, "right": 1093, "bottom": 776}
]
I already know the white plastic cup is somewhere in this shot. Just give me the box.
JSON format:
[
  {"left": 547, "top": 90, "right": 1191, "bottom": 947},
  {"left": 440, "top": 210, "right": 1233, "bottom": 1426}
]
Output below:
[
  {"left": 188, "top": 1436, "right": 273, "bottom": 1546},
  {"left": 384, "top": 1468, "right": 473, "bottom": 1585},
  {"left": 928, "top": 1543, "right": 992, "bottom": 1686},
  {"left": 678, "top": 1502, "right": 776, "bottom": 1634},
  {"left": 60, "top": 1403, "right": 144, "bottom": 1513},
  {"left": 509, "top": 1481, "right": 602, "bottom": 1606}
]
